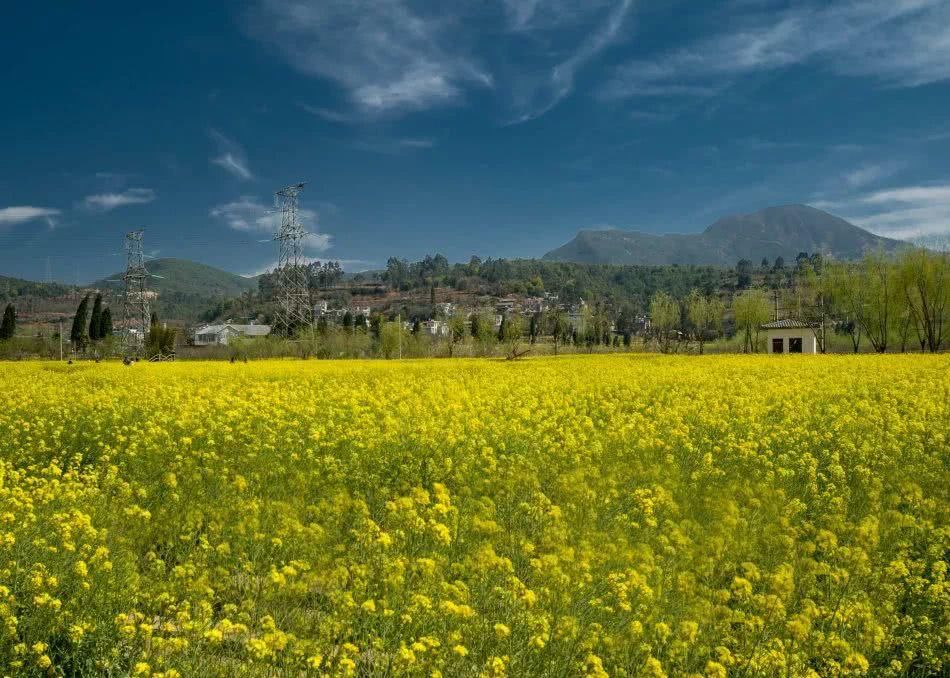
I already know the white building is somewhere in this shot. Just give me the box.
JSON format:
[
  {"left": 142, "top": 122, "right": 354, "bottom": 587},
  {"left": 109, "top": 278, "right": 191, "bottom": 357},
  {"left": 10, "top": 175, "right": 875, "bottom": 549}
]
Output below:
[
  {"left": 435, "top": 302, "right": 456, "bottom": 317},
  {"left": 422, "top": 319, "right": 449, "bottom": 337},
  {"left": 762, "top": 319, "right": 817, "bottom": 354},
  {"left": 193, "top": 322, "right": 271, "bottom": 346}
]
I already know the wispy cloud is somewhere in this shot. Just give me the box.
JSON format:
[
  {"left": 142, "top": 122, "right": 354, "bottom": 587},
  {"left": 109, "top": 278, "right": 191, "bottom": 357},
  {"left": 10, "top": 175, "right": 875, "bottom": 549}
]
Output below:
[
  {"left": 352, "top": 136, "right": 437, "bottom": 154},
  {"left": 843, "top": 163, "right": 901, "bottom": 189},
  {"left": 83, "top": 187, "right": 156, "bottom": 211},
  {"left": 813, "top": 182, "right": 950, "bottom": 240},
  {"left": 298, "top": 103, "right": 354, "bottom": 123},
  {"left": 601, "top": 0, "right": 950, "bottom": 100},
  {"left": 248, "top": 0, "right": 635, "bottom": 122},
  {"left": 508, "top": 0, "right": 635, "bottom": 122},
  {"left": 210, "top": 196, "right": 332, "bottom": 251},
  {"left": 0, "top": 206, "right": 60, "bottom": 228},
  {"left": 209, "top": 129, "right": 253, "bottom": 180},
  {"left": 246, "top": 1, "right": 492, "bottom": 116}
]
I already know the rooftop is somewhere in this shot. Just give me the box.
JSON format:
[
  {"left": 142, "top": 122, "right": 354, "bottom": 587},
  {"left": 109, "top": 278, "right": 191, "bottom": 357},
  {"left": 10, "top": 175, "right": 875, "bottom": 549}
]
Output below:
[
  {"left": 761, "top": 319, "right": 815, "bottom": 329},
  {"left": 196, "top": 323, "right": 271, "bottom": 336}
]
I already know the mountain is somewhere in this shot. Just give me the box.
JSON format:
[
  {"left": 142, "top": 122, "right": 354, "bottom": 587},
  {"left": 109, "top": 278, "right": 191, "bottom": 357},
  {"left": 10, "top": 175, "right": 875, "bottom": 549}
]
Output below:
[
  {"left": 95, "top": 258, "right": 258, "bottom": 298},
  {"left": 542, "top": 205, "right": 908, "bottom": 266}
]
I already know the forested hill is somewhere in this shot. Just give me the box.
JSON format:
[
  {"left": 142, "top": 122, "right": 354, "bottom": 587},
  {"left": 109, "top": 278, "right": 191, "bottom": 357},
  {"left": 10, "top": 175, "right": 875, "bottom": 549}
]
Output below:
[
  {"left": 94, "top": 258, "right": 257, "bottom": 298},
  {"left": 543, "top": 205, "right": 907, "bottom": 266},
  {"left": 0, "top": 275, "right": 75, "bottom": 302}
]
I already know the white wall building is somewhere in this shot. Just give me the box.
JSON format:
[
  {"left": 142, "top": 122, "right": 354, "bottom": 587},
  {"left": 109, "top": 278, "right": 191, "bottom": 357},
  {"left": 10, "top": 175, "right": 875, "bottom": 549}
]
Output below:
[
  {"left": 193, "top": 322, "right": 271, "bottom": 346},
  {"left": 762, "top": 319, "right": 817, "bottom": 354}
]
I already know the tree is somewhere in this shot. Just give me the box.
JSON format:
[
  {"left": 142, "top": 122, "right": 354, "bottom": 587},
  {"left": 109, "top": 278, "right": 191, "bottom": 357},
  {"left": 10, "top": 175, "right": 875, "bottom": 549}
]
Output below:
[
  {"left": 761, "top": 257, "right": 770, "bottom": 270},
  {"left": 829, "top": 252, "right": 900, "bottom": 353},
  {"left": 342, "top": 310, "right": 353, "bottom": 330},
  {"left": 898, "top": 248, "right": 948, "bottom": 353},
  {"left": 736, "top": 259, "right": 754, "bottom": 289},
  {"left": 379, "top": 320, "right": 406, "bottom": 359},
  {"left": 145, "top": 315, "right": 176, "bottom": 358},
  {"left": 470, "top": 312, "right": 481, "bottom": 338},
  {"left": 70, "top": 294, "right": 90, "bottom": 352},
  {"left": 0, "top": 304, "right": 15, "bottom": 340},
  {"left": 786, "top": 263, "right": 830, "bottom": 352},
  {"left": 412, "top": 319, "right": 422, "bottom": 336},
  {"left": 88, "top": 293, "right": 103, "bottom": 342},
  {"left": 500, "top": 313, "right": 524, "bottom": 358},
  {"left": 550, "top": 309, "right": 569, "bottom": 355},
  {"left": 370, "top": 313, "right": 383, "bottom": 340},
  {"left": 528, "top": 312, "right": 542, "bottom": 344},
  {"left": 733, "top": 289, "right": 770, "bottom": 353},
  {"left": 773, "top": 256, "right": 785, "bottom": 271},
  {"left": 99, "top": 307, "right": 113, "bottom": 338},
  {"left": 354, "top": 314, "right": 366, "bottom": 331},
  {"left": 686, "top": 289, "right": 724, "bottom": 354},
  {"left": 649, "top": 291, "right": 680, "bottom": 353},
  {"left": 448, "top": 314, "right": 467, "bottom": 357}
]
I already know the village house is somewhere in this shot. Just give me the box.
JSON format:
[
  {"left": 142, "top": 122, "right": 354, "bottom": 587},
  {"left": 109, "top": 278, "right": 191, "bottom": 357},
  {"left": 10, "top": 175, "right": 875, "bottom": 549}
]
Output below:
[
  {"left": 522, "top": 296, "right": 548, "bottom": 314},
  {"left": 762, "top": 319, "right": 817, "bottom": 354},
  {"left": 193, "top": 321, "right": 271, "bottom": 346},
  {"left": 435, "top": 302, "right": 456, "bottom": 317},
  {"left": 422, "top": 319, "right": 449, "bottom": 337}
]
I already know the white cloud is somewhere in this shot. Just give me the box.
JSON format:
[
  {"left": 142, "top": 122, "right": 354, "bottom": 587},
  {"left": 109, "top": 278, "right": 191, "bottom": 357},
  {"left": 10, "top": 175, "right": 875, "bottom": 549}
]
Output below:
[
  {"left": 246, "top": 0, "right": 492, "bottom": 115},
  {"left": 817, "top": 182, "right": 950, "bottom": 240},
  {"left": 83, "top": 187, "right": 156, "bottom": 211},
  {"left": 299, "top": 103, "right": 354, "bottom": 123},
  {"left": 508, "top": 0, "right": 635, "bottom": 122},
  {"left": 0, "top": 206, "right": 60, "bottom": 228},
  {"left": 601, "top": 0, "right": 950, "bottom": 100},
  {"left": 211, "top": 196, "right": 332, "bottom": 250},
  {"left": 248, "top": 0, "right": 634, "bottom": 121},
  {"left": 843, "top": 164, "right": 901, "bottom": 189},
  {"left": 209, "top": 129, "right": 253, "bottom": 180}
]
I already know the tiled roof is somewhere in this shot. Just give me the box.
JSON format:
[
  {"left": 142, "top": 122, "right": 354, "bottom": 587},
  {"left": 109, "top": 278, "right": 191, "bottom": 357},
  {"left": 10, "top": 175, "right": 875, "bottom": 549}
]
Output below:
[
  {"left": 195, "top": 324, "right": 271, "bottom": 336},
  {"left": 761, "top": 319, "right": 814, "bottom": 329}
]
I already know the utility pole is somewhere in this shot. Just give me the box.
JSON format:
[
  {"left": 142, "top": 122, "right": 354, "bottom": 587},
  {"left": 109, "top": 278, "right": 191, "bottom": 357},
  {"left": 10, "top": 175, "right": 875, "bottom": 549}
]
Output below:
[
  {"left": 59, "top": 319, "right": 63, "bottom": 361},
  {"left": 121, "top": 229, "right": 151, "bottom": 358},
  {"left": 397, "top": 313, "right": 402, "bottom": 360},
  {"left": 273, "top": 183, "right": 312, "bottom": 336}
]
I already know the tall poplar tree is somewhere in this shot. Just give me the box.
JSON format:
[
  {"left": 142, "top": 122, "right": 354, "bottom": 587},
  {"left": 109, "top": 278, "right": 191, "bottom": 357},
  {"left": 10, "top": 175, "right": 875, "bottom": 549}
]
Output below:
[
  {"left": 88, "top": 293, "right": 103, "bottom": 342},
  {"left": 100, "top": 307, "right": 113, "bottom": 338},
  {"left": 70, "top": 295, "right": 90, "bottom": 351},
  {"left": 0, "top": 304, "right": 15, "bottom": 340}
]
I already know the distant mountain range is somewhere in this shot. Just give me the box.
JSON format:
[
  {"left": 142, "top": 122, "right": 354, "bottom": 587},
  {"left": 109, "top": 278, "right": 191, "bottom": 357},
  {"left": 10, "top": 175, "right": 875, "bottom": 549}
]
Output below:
[
  {"left": 95, "top": 258, "right": 258, "bottom": 298},
  {"left": 542, "top": 205, "right": 908, "bottom": 266}
]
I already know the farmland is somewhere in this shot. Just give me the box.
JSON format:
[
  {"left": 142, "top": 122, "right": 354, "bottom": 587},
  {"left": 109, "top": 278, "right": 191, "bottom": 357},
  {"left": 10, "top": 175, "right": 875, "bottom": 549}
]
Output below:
[{"left": 0, "top": 356, "right": 947, "bottom": 676}]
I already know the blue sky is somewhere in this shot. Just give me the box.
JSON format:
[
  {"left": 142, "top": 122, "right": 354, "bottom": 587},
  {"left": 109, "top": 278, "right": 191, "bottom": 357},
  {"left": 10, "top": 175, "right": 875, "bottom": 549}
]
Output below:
[{"left": 2, "top": 0, "right": 950, "bottom": 282}]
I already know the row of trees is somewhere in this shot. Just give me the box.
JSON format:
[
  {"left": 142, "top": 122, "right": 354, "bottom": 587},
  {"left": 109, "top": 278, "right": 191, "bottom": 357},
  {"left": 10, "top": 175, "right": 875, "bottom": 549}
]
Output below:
[
  {"left": 647, "top": 249, "right": 948, "bottom": 354},
  {"left": 69, "top": 293, "right": 114, "bottom": 351}
]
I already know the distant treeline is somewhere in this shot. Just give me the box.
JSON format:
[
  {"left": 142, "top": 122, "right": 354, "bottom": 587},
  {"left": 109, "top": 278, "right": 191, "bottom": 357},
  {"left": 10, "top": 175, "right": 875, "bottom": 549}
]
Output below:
[{"left": 0, "top": 275, "right": 75, "bottom": 302}]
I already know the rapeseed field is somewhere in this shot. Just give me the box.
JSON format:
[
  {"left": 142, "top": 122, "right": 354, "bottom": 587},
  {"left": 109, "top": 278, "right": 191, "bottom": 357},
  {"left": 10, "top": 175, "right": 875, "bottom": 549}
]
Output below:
[{"left": 0, "top": 355, "right": 947, "bottom": 676}]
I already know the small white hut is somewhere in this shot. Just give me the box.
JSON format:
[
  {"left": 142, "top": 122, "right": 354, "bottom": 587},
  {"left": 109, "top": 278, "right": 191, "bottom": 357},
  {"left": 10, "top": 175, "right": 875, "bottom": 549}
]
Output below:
[{"left": 761, "top": 319, "right": 817, "bottom": 354}]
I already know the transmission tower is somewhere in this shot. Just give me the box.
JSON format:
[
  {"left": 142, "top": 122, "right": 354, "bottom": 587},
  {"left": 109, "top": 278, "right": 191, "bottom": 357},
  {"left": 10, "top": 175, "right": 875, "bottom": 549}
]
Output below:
[
  {"left": 122, "top": 229, "right": 151, "bottom": 356},
  {"left": 273, "top": 183, "right": 312, "bottom": 335}
]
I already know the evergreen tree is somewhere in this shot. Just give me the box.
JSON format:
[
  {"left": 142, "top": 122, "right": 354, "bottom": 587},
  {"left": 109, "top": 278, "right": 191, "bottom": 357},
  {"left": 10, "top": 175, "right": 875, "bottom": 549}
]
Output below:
[
  {"left": 70, "top": 294, "right": 90, "bottom": 351},
  {"left": 497, "top": 315, "right": 508, "bottom": 341},
  {"left": 89, "top": 293, "right": 103, "bottom": 341},
  {"left": 412, "top": 319, "right": 422, "bottom": 336},
  {"left": 0, "top": 304, "right": 15, "bottom": 340},
  {"left": 342, "top": 310, "right": 353, "bottom": 330},
  {"left": 100, "top": 307, "right": 113, "bottom": 337},
  {"left": 470, "top": 313, "right": 481, "bottom": 338}
]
